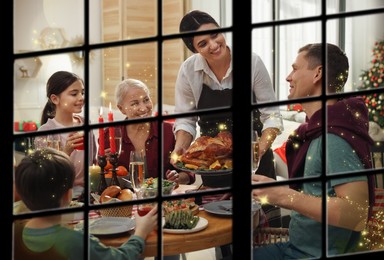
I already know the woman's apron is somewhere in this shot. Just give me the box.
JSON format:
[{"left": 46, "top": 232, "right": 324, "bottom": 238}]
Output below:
[{"left": 197, "top": 84, "right": 275, "bottom": 188}]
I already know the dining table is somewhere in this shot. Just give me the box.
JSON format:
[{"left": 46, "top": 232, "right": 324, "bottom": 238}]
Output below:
[{"left": 95, "top": 184, "right": 233, "bottom": 257}]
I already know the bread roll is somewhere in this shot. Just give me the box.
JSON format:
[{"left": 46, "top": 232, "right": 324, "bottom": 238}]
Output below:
[
  {"left": 118, "top": 189, "right": 133, "bottom": 201},
  {"left": 100, "top": 185, "right": 121, "bottom": 203},
  {"left": 100, "top": 195, "right": 113, "bottom": 203}
]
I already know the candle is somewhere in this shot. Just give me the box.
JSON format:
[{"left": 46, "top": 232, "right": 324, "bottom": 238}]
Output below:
[
  {"left": 89, "top": 164, "right": 101, "bottom": 193},
  {"left": 98, "top": 107, "right": 105, "bottom": 156},
  {"left": 108, "top": 102, "right": 116, "bottom": 154}
]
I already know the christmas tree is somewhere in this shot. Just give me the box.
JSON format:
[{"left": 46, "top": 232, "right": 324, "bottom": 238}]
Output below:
[{"left": 358, "top": 39, "right": 384, "bottom": 128}]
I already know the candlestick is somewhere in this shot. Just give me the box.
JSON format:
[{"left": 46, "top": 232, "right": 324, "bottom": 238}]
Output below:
[
  {"left": 108, "top": 103, "right": 116, "bottom": 154},
  {"left": 109, "top": 153, "right": 121, "bottom": 188},
  {"left": 98, "top": 107, "right": 105, "bottom": 156},
  {"left": 97, "top": 155, "right": 108, "bottom": 195}
]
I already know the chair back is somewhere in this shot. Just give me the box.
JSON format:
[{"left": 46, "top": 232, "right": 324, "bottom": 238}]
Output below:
[{"left": 371, "top": 141, "right": 384, "bottom": 188}]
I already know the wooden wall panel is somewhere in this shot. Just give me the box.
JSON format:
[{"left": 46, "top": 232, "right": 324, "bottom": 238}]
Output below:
[
  {"left": 123, "top": 0, "right": 156, "bottom": 39},
  {"left": 102, "top": 0, "right": 187, "bottom": 109},
  {"left": 124, "top": 42, "right": 157, "bottom": 105},
  {"left": 161, "top": 0, "right": 186, "bottom": 108}
]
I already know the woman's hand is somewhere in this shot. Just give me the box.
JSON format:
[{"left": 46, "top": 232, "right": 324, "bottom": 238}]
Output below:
[
  {"left": 258, "top": 127, "right": 279, "bottom": 157},
  {"left": 166, "top": 170, "right": 180, "bottom": 183},
  {"left": 171, "top": 130, "right": 193, "bottom": 165},
  {"left": 166, "top": 170, "right": 192, "bottom": 185},
  {"left": 170, "top": 148, "right": 185, "bottom": 165}
]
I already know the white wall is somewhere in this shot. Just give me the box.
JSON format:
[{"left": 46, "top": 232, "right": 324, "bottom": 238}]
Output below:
[
  {"left": 252, "top": 0, "right": 384, "bottom": 99},
  {"left": 13, "top": 0, "right": 103, "bottom": 124}
]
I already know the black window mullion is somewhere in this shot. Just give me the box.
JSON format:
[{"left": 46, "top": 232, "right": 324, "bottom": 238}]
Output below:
[
  {"left": 7, "top": 0, "right": 15, "bottom": 259},
  {"left": 83, "top": 0, "right": 91, "bottom": 259},
  {"left": 232, "top": 1, "right": 253, "bottom": 259}
]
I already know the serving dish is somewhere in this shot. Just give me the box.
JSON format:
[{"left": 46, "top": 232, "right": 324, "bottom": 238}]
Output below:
[
  {"left": 174, "top": 162, "right": 232, "bottom": 176},
  {"left": 162, "top": 217, "right": 208, "bottom": 234}
]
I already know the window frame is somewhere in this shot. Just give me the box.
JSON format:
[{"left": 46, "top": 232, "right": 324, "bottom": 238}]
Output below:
[{"left": 7, "top": 1, "right": 384, "bottom": 259}]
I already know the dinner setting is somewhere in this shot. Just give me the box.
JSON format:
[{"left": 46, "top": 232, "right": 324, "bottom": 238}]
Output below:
[
  {"left": 11, "top": 1, "right": 384, "bottom": 260},
  {"left": 78, "top": 125, "right": 238, "bottom": 258}
]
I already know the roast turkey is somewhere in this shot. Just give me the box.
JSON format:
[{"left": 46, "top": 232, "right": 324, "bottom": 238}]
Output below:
[{"left": 180, "top": 131, "right": 232, "bottom": 169}]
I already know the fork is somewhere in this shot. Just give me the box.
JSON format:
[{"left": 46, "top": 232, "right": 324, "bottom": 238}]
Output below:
[{"left": 218, "top": 205, "right": 232, "bottom": 212}]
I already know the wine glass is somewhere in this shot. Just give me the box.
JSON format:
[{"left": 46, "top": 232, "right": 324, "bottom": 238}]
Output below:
[
  {"left": 47, "top": 134, "right": 61, "bottom": 151},
  {"left": 113, "top": 128, "right": 122, "bottom": 157},
  {"left": 252, "top": 131, "right": 260, "bottom": 173},
  {"left": 129, "top": 150, "right": 146, "bottom": 194}
]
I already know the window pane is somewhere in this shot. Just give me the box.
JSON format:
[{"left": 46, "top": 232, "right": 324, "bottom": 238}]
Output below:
[
  {"left": 92, "top": 0, "right": 157, "bottom": 44},
  {"left": 89, "top": 43, "right": 158, "bottom": 125},
  {"left": 253, "top": 0, "right": 325, "bottom": 22},
  {"left": 14, "top": 0, "right": 84, "bottom": 54},
  {"left": 14, "top": 53, "right": 86, "bottom": 135},
  {"left": 327, "top": 0, "right": 384, "bottom": 14}
]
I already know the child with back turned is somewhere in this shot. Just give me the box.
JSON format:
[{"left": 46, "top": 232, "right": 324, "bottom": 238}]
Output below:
[{"left": 14, "top": 147, "right": 158, "bottom": 260}]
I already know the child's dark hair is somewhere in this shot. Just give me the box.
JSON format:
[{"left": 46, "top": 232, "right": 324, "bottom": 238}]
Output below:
[
  {"left": 179, "top": 10, "right": 220, "bottom": 53},
  {"left": 15, "top": 148, "right": 75, "bottom": 211},
  {"left": 40, "top": 71, "right": 83, "bottom": 125}
]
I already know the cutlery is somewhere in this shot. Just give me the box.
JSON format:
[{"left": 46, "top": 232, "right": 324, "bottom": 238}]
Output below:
[
  {"left": 218, "top": 205, "right": 232, "bottom": 212},
  {"left": 196, "top": 183, "right": 203, "bottom": 191}
]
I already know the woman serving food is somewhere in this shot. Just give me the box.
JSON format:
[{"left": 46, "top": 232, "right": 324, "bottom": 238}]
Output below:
[{"left": 171, "top": 10, "right": 283, "bottom": 188}]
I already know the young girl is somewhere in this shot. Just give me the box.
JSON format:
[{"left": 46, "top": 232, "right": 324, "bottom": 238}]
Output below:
[{"left": 34, "top": 71, "right": 97, "bottom": 198}]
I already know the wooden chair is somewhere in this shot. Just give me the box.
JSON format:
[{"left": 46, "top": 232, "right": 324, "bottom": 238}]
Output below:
[
  {"left": 371, "top": 141, "right": 384, "bottom": 188},
  {"left": 253, "top": 227, "right": 289, "bottom": 247}
]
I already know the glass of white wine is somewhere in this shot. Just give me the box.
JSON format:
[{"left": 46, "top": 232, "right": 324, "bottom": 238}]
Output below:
[
  {"left": 113, "top": 128, "right": 122, "bottom": 157},
  {"left": 252, "top": 131, "right": 260, "bottom": 173},
  {"left": 129, "top": 150, "right": 146, "bottom": 194}
]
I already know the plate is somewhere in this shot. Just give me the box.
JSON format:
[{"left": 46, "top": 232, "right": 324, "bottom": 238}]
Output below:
[
  {"left": 75, "top": 217, "right": 136, "bottom": 235},
  {"left": 174, "top": 163, "right": 232, "bottom": 176},
  {"left": 203, "top": 200, "right": 233, "bottom": 216},
  {"left": 162, "top": 217, "right": 208, "bottom": 234}
]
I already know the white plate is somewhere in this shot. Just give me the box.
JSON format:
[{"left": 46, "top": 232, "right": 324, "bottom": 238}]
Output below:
[
  {"left": 75, "top": 217, "right": 136, "bottom": 235},
  {"left": 203, "top": 200, "right": 233, "bottom": 216},
  {"left": 163, "top": 217, "right": 208, "bottom": 234}
]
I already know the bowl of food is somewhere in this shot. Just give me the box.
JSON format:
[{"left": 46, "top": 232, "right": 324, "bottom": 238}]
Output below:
[{"left": 140, "top": 177, "right": 177, "bottom": 198}]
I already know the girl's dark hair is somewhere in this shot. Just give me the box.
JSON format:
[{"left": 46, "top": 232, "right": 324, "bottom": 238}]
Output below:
[
  {"left": 179, "top": 10, "right": 220, "bottom": 53},
  {"left": 15, "top": 148, "right": 75, "bottom": 211},
  {"left": 40, "top": 71, "right": 83, "bottom": 125}
]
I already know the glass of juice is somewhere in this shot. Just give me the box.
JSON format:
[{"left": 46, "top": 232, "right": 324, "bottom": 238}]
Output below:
[{"left": 137, "top": 203, "right": 154, "bottom": 216}]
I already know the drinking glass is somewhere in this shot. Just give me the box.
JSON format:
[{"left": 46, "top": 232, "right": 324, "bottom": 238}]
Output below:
[
  {"left": 113, "top": 128, "right": 122, "bottom": 157},
  {"left": 129, "top": 150, "right": 146, "bottom": 193},
  {"left": 47, "top": 134, "right": 61, "bottom": 151},
  {"left": 252, "top": 131, "right": 260, "bottom": 173}
]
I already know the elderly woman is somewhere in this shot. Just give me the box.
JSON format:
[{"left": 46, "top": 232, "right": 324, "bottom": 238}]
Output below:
[{"left": 102, "top": 78, "right": 195, "bottom": 186}]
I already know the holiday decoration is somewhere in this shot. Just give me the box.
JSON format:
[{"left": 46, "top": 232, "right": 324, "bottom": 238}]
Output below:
[{"left": 358, "top": 40, "right": 384, "bottom": 128}]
